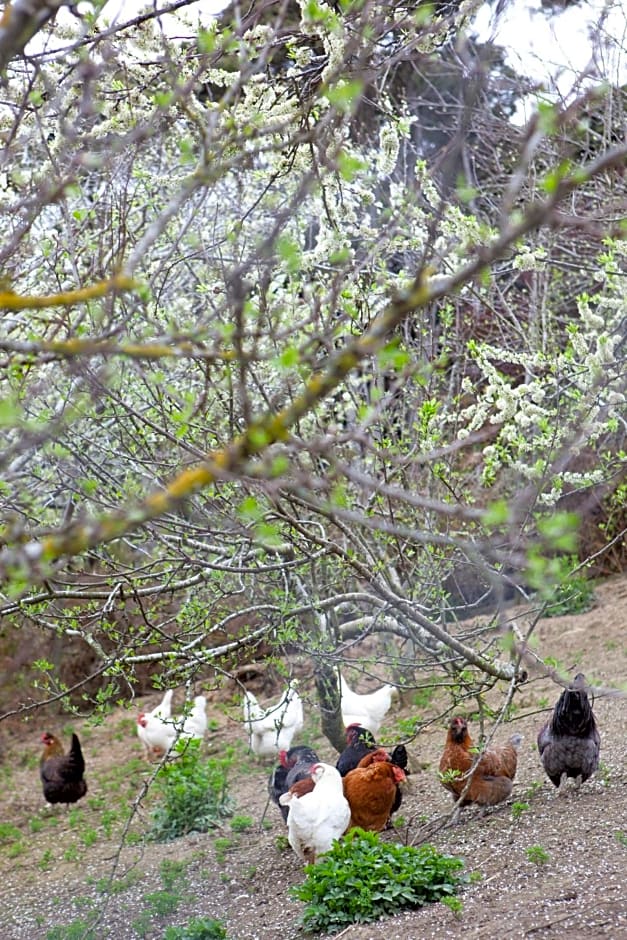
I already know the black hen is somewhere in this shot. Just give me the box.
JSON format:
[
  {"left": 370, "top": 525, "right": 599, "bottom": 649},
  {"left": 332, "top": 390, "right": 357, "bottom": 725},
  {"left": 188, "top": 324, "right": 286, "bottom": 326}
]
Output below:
[
  {"left": 336, "top": 725, "right": 410, "bottom": 806},
  {"left": 537, "top": 674, "right": 600, "bottom": 791},
  {"left": 40, "top": 732, "right": 88, "bottom": 806},
  {"left": 389, "top": 743, "right": 409, "bottom": 773},
  {"left": 336, "top": 724, "right": 377, "bottom": 776},
  {"left": 268, "top": 745, "right": 319, "bottom": 821},
  {"left": 386, "top": 743, "right": 410, "bottom": 815}
]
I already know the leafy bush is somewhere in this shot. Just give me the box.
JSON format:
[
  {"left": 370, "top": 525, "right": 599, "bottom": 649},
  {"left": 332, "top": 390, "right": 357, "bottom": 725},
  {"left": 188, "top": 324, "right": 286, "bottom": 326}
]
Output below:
[
  {"left": 147, "top": 741, "right": 233, "bottom": 842},
  {"left": 291, "top": 829, "right": 466, "bottom": 933},
  {"left": 164, "top": 918, "right": 228, "bottom": 939}
]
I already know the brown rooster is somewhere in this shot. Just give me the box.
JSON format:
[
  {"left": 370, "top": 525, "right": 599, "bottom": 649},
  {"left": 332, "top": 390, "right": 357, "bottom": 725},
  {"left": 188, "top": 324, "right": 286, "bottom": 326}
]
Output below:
[
  {"left": 40, "top": 732, "right": 88, "bottom": 806},
  {"left": 343, "top": 747, "right": 406, "bottom": 831},
  {"left": 439, "top": 716, "right": 521, "bottom": 807}
]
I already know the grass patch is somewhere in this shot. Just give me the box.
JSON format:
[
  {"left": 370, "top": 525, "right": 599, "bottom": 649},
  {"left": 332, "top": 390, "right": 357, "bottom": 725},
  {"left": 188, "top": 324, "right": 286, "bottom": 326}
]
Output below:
[
  {"left": 130, "top": 857, "right": 193, "bottom": 937},
  {"left": 93, "top": 869, "right": 142, "bottom": 895},
  {"left": 0, "top": 822, "right": 22, "bottom": 843},
  {"left": 46, "top": 918, "right": 98, "bottom": 939},
  {"left": 230, "top": 815, "right": 253, "bottom": 832}
]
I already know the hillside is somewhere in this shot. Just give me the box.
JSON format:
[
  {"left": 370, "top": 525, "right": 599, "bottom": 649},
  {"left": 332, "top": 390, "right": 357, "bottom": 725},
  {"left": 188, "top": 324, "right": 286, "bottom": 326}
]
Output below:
[{"left": 1, "top": 575, "right": 626, "bottom": 939}]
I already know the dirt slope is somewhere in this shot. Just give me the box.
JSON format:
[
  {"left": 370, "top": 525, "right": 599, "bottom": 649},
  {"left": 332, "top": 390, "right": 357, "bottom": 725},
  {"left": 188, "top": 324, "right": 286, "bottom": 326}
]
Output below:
[{"left": 1, "top": 576, "right": 626, "bottom": 939}]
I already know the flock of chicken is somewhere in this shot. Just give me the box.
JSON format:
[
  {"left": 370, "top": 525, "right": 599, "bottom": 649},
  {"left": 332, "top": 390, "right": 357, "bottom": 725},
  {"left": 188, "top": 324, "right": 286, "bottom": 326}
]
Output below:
[
  {"left": 38, "top": 672, "right": 601, "bottom": 869},
  {"left": 251, "top": 671, "right": 601, "bottom": 864},
  {"left": 268, "top": 728, "right": 409, "bottom": 863}
]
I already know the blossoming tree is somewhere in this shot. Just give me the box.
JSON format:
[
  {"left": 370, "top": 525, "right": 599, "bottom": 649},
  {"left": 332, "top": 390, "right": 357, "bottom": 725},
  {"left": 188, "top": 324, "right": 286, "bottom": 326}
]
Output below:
[{"left": 0, "top": 0, "right": 625, "bottom": 737}]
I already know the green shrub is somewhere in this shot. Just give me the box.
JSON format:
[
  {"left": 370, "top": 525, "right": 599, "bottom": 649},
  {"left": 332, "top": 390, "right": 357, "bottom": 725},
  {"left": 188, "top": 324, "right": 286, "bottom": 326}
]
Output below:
[
  {"left": 148, "top": 741, "right": 233, "bottom": 842},
  {"left": 164, "top": 917, "right": 228, "bottom": 939},
  {"left": 545, "top": 558, "right": 595, "bottom": 617},
  {"left": 291, "top": 829, "right": 466, "bottom": 933}
]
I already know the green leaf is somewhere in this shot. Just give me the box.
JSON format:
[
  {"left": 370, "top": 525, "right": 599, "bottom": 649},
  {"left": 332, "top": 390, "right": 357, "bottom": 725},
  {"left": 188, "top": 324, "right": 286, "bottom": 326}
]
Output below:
[
  {"left": 197, "top": 27, "right": 218, "bottom": 54},
  {"left": 0, "top": 396, "right": 21, "bottom": 427},
  {"left": 253, "top": 521, "right": 283, "bottom": 548},
  {"left": 276, "top": 235, "right": 302, "bottom": 274},
  {"left": 153, "top": 90, "right": 174, "bottom": 108},
  {"left": 276, "top": 345, "right": 300, "bottom": 369},
  {"left": 237, "top": 495, "right": 265, "bottom": 522},
  {"left": 337, "top": 151, "right": 367, "bottom": 181},
  {"left": 537, "top": 101, "right": 558, "bottom": 135},
  {"left": 483, "top": 499, "right": 510, "bottom": 528},
  {"left": 269, "top": 454, "right": 290, "bottom": 477},
  {"left": 377, "top": 342, "right": 410, "bottom": 370},
  {"left": 540, "top": 159, "right": 572, "bottom": 194},
  {"left": 324, "top": 79, "right": 364, "bottom": 112},
  {"left": 537, "top": 512, "right": 579, "bottom": 551}
]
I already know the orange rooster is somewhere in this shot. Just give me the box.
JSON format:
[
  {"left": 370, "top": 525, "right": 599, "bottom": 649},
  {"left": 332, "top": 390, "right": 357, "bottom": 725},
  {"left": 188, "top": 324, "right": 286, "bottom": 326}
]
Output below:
[
  {"left": 40, "top": 732, "right": 88, "bottom": 806},
  {"left": 343, "top": 747, "right": 406, "bottom": 831},
  {"left": 439, "top": 716, "right": 522, "bottom": 807}
]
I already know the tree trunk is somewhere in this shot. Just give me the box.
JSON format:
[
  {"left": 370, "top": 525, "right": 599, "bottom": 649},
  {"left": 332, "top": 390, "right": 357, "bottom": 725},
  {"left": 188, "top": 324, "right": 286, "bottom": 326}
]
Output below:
[{"left": 315, "top": 661, "right": 345, "bottom": 753}]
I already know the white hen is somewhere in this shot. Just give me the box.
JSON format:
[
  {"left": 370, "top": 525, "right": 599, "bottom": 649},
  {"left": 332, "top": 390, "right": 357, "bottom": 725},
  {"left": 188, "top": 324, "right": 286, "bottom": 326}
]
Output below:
[
  {"left": 340, "top": 673, "right": 395, "bottom": 735},
  {"left": 137, "top": 689, "right": 176, "bottom": 759},
  {"left": 243, "top": 681, "right": 304, "bottom": 758},
  {"left": 279, "top": 762, "right": 350, "bottom": 863},
  {"left": 180, "top": 694, "right": 208, "bottom": 741}
]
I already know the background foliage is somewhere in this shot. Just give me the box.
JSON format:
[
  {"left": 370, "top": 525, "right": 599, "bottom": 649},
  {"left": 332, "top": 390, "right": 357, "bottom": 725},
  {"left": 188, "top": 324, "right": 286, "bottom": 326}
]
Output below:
[{"left": 0, "top": 0, "right": 625, "bottom": 736}]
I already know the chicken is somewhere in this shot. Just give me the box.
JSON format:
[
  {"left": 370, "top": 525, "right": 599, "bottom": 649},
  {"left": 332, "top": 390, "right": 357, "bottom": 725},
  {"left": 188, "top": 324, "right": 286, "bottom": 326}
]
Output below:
[
  {"left": 336, "top": 723, "right": 377, "bottom": 776},
  {"left": 137, "top": 689, "right": 176, "bottom": 759},
  {"left": 343, "top": 748, "right": 406, "bottom": 831},
  {"left": 40, "top": 732, "right": 88, "bottom": 806},
  {"left": 278, "top": 762, "right": 350, "bottom": 863},
  {"left": 268, "top": 745, "right": 320, "bottom": 822},
  {"left": 356, "top": 746, "right": 407, "bottom": 818},
  {"left": 537, "top": 673, "right": 600, "bottom": 793},
  {"left": 179, "top": 694, "right": 208, "bottom": 742},
  {"left": 439, "top": 716, "right": 522, "bottom": 807},
  {"left": 243, "top": 681, "right": 304, "bottom": 759},
  {"left": 388, "top": 743, "right": 409, "bottom": 774},
  {"left": 340, "top": 673, "right": 395, "bottom": 735},
  {"left": 336, "top": 724, "right": 409, "bottom": 790}
]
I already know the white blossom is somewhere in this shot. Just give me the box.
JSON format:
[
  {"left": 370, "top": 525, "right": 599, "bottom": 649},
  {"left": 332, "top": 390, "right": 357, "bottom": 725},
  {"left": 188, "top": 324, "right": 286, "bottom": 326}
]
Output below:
[{"left": 376, "top": 124, "right": 400, "bottom": 176}]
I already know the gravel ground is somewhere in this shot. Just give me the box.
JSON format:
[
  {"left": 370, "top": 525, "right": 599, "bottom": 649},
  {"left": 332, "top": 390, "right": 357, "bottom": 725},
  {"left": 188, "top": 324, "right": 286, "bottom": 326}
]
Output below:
[{"left": 1, "top": 576, "right": 626, "bottom": 939}]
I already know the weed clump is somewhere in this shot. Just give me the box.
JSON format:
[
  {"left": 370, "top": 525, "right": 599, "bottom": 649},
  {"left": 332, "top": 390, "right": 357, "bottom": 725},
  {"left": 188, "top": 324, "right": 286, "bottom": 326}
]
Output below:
[{"left": 148, "top": 742, "right": 233, "bottom": 842}]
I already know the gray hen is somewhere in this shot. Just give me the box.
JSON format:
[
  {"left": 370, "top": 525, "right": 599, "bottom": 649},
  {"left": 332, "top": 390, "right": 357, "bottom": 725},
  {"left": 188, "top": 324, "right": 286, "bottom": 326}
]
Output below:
[{"left": 537, "top": 674, "right": 600, "bottom": 792}]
